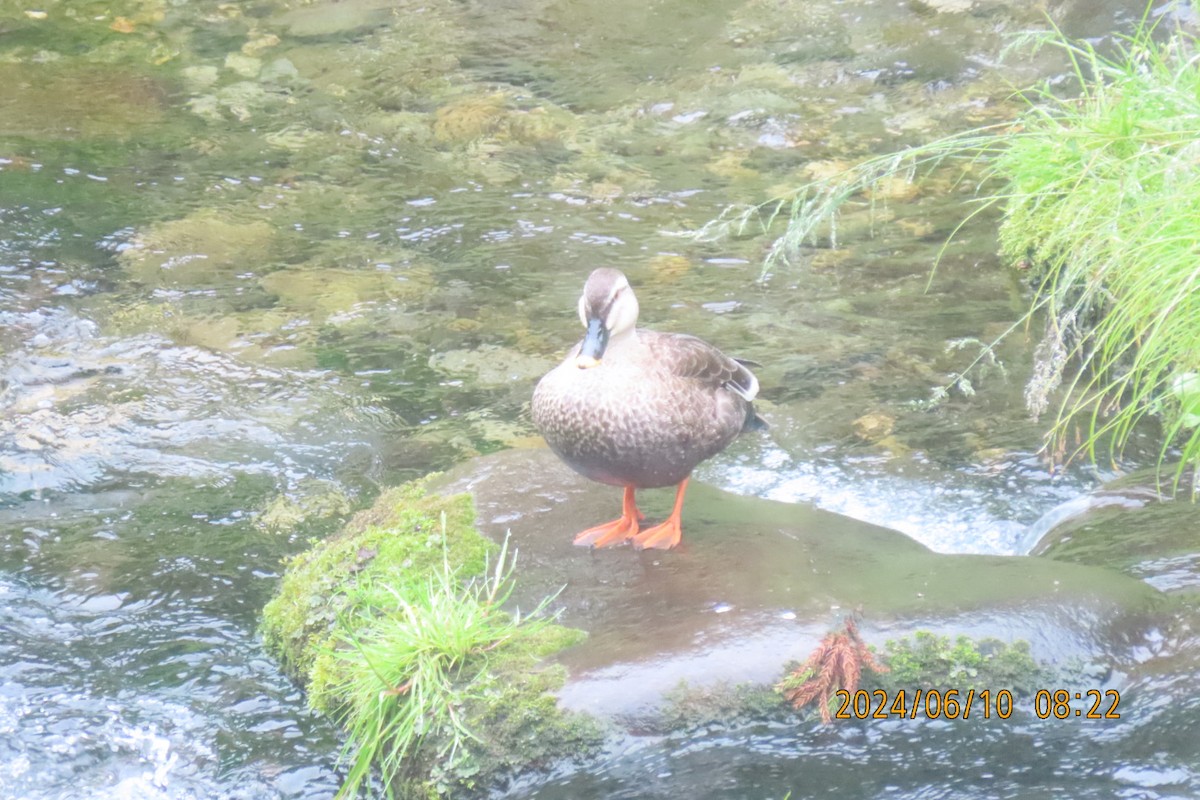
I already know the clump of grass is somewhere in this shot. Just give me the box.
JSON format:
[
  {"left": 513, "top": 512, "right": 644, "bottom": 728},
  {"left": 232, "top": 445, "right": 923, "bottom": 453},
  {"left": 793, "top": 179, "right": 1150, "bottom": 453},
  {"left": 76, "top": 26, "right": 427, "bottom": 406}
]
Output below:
[
  {"left": 997, "top": 17, "right": 1200, "bottom": 493},
  {"left": 323, "top": 529, "right": 560, "bottom": 799},
  {"left": 260, "top": 479, "right": 493, "bottom": 682},
  {"left": 700, "top": 7, "right": 1200, "bottom": 492},
  {"left": 261, "top": 481, "right": 598, "bottom": 799}
]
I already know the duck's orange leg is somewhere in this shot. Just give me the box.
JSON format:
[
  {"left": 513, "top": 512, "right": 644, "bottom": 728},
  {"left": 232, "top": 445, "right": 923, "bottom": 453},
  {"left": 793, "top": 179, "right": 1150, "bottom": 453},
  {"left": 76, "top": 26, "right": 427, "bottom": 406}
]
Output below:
[
  {"left": 574, "top": 486, "right": 643, "bottom": 547},
  {"left": 632, "top": 477, "right": 689, "bottom": 550}
]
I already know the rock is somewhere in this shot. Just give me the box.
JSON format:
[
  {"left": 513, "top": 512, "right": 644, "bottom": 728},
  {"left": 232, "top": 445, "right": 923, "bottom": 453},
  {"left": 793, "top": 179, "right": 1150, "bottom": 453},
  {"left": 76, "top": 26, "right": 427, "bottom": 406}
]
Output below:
[
  {"left": 1028, "top": 471, "right": 1200, "bottom": 591},
  {"left": 435, "top": 448, "right": 1162, "bottom": 720},
  {"left": 223, "top": 52, "right": 261, "bottom": 78},
  {"left": 181, "top": 65, "right": 220, "bottom": 91},
  {"left": 259, "top": 265, "right": 432, "bottom": 318},
  {"left": 256, "top": 479, "right": 353, "bottom": 534},
  {"left": 259, "top": 57, "right": 300, "bottom": 85},
  {"left": 433, "top": 94, "right": 511, "bottom": 144},
  {"left": 428, "top": 345, "right": 553, "bottom": 387},
  {"left": 914, "top": 0, "right": 974, "bottom": 12},
  {"left": 853, "top": 410, "right": 895, "bottom": 442},
  {"left": 259, "top": 479, "right": 602, "bottom": 797},
  {"left": 241, "top": 33, "right": 281, "bottom": 57},
  {"left": 0, "top": 63, "right": 164, "bottom": 138},
  {"left": 869, "top": 175, "right": 922, "bottom": 202},
  {"left": 118, "top": 212, "right": 276, "bottom": 288},
  {"left": 274, "top": 0, "right": 396, "bottom": 38},
  {"left": 214, "top": 80, "right": 277, "bottom": 120}
]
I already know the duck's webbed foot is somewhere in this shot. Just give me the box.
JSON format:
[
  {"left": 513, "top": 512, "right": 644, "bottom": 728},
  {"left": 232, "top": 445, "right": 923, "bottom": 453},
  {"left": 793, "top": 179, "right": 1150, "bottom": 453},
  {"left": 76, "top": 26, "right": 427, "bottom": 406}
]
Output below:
[
  {"left": 631, "top": 477, "right": 689, "bottom": 550},
  {"left": 574, "top": 486, "right": 642, "bottom": 547}
]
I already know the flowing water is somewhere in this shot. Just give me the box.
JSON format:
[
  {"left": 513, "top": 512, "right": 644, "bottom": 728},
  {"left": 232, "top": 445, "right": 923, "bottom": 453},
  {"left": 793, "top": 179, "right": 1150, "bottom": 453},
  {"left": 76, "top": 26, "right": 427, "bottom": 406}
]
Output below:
[{"left": 1, "top": 0, "right": 1198, "bottom": 797}]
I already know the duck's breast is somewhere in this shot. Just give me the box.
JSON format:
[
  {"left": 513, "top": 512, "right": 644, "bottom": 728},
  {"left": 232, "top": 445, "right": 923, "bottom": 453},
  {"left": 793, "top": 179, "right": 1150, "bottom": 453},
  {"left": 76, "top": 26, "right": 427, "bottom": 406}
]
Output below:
[{"left": 532, "top": 355, "right": 747, "bottom": 488}]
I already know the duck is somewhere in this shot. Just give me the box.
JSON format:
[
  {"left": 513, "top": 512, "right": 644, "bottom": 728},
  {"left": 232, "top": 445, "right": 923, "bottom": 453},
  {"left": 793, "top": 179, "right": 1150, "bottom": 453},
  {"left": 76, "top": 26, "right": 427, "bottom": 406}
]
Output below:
[{"left": 532, "top": 267, "right": 765, "bottom": 550}]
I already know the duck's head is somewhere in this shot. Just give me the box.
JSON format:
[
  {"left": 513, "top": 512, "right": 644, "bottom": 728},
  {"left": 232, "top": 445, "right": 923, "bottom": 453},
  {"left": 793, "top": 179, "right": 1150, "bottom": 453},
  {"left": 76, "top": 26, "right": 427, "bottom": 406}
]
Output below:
[{"left": 575, "top": 268, "right": 639, "bottom": 369}]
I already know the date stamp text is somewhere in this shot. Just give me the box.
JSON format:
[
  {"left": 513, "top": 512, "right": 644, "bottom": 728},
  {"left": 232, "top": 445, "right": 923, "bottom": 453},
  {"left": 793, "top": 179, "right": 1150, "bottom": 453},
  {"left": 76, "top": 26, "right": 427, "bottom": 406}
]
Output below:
[{"left": 833, "top": 688, "right": 1121, "bottom": 720}]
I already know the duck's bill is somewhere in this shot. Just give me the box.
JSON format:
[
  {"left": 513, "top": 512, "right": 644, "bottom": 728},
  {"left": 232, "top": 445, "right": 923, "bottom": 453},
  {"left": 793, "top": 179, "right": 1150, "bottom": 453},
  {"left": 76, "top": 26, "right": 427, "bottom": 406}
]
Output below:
[{"left": 575, "top": 318, "right": 607, "bottom": 369}]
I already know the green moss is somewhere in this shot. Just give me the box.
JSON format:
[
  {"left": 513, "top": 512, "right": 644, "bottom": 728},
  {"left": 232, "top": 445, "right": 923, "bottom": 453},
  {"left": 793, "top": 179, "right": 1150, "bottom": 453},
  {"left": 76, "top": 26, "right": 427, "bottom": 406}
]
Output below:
[
  {"left": 655, "top": 681, "right": 786, "bottom": 733},
  {"left": 442, "top": 661, "right": 603, "bottom": 794},
  {"left": 866, "top": 632, "right": 1046, "bottom": 696},
  {"left": 259, "top": 477, "right": 602, "bottom": 798},
  {"left": 260, "top": 476, "right": 491, "bottom": 680}
]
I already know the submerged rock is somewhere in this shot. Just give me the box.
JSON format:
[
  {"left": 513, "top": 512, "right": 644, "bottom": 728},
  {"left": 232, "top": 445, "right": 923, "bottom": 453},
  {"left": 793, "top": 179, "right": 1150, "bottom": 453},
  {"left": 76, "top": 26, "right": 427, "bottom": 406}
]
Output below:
[
  {"left": 274, "top": 0, "right": 397, "bottom": 38},
  {"left": 433, "top": 93, "right": 512, "bottom": 144},
  {"left": 428, "top": 344, "right": 554, "bottom": 387},
  {"left": 0, "top": 63, "right": 165, "bottom": 138},
  {"left": 118, "top": 212, "right": 276, "bottom": 288},
  {"left": 256, "top": 478, "right": 353, "bottom": 534},
  {"left": 853, "top": 410, "right": 895, "bottom": 442},
  {"left": 259, "top": 264, "right": 433, "bottom": 318}
]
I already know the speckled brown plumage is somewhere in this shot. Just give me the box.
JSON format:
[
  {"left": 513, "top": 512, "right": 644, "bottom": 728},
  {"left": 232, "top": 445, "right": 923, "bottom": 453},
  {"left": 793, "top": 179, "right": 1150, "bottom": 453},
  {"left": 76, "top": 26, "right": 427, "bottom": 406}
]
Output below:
[
  {"left": 534, "top": 329, "right": 758, "bottom": 488},
  {"left": 532, "top": 268, "right": 764, "bottom": 549}
]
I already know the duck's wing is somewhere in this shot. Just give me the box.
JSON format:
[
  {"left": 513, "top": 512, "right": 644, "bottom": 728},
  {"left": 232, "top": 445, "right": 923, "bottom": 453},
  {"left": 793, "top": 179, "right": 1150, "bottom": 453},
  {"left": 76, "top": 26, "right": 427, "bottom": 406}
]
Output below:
[{"left": 648, "top": 332, "right": 760, "bottom": 402}]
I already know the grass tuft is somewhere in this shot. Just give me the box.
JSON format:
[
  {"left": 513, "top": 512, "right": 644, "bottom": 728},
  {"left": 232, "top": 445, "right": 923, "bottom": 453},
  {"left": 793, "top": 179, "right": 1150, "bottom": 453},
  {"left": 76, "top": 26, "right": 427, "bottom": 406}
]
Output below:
[
  {"left": 260, "top": 480, "right": 599, "bottom": 799},
  {"left": 326, "top": 529, "right": 559, "bottom": 799},
  {"left": 996, "top": 15, "right": 1200, "bottom": 493},
  {"left": 698, "top": 7, "right": 1200, "bottom": 492}
]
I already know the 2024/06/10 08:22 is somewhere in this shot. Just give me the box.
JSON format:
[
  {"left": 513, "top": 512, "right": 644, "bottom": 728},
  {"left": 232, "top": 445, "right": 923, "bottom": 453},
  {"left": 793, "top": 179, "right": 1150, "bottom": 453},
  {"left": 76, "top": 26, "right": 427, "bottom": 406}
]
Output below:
[{"left": 833, "top": 689, "right": 1122, "bottom": 720}]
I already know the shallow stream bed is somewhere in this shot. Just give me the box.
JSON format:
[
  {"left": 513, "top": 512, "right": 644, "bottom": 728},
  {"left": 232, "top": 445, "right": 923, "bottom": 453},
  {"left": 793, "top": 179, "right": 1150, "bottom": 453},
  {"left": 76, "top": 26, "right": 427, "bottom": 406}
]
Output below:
[{"left": 2, "top": 0, "right": 1199, "bottom": 797}]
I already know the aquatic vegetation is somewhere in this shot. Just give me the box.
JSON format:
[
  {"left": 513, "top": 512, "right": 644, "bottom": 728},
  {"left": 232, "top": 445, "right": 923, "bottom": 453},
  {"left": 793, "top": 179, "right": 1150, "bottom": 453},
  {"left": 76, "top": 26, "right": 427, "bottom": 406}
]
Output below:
[
  {"left": 871, "top": 632, "right": 1044, "bottom": 696},
  {"left": 259, "top": 479, "right": 599, "bottom": 798},
  {"left": 256, "top": 478, "right": 353, "bottom": 535},
  {"left": 699, "top": 11, "right": 1200, "bottom": 493},
  {"left": 778, "top": 623, "right": 1044, "bottom": 723},
  {"left": 119, "top": 212, "right": 278, "bottom": 287},
  {"left": 776, "top": 617, "right": 888, "bottom": 723},
  {"left": 655, "top": 681, "right": 785, "bottom": 732},
  {"left": 433, "top": 94, "right": 512, "bottom": 144},
  {"left": 0, "top": 62, "right": 166, "bottom": 137}
]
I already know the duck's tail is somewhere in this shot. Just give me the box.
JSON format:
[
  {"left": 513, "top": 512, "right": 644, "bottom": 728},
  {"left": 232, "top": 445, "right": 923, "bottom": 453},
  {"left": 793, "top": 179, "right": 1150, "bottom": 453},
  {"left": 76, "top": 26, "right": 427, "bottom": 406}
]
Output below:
[{"left": 743, "top": 404, "right": 768, "bottom": 432}]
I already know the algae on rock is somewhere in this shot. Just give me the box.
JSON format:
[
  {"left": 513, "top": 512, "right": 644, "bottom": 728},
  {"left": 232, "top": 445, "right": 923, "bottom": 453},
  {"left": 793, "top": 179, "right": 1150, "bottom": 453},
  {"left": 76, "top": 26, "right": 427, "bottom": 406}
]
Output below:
[
  {"left": 260, "top": 477, "right": 601, "bottom": 798},
  {"left": 869, "top": 631, "right": 1046, "bottom": 696}
]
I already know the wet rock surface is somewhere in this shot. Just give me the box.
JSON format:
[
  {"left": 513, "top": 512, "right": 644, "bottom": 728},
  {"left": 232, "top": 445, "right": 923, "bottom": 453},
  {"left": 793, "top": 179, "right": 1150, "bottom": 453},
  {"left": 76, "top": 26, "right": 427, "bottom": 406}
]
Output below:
[
  {"left": 438, "top": 448, "right": 1164, "bottom": 720},
  {"left": 1030, "top": 470, "right": 1200, "bottom": 593}
]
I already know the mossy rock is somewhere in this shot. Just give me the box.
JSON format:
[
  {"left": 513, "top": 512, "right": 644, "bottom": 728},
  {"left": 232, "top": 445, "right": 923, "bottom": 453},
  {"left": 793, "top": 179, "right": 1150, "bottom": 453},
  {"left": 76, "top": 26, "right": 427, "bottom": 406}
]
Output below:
[
  {"left": 256, "top": 478, "right": 354, "bottom": 535},
  {"left": 866, "top": 632, "right": 1047, "bottom": 697},
  {"left": 119, "top": 212, "right": 276, "bottom": 288},
  {"left": 0, "top": 62, "right": 166, "bottom": 138},
  {"left": 432, "top": 93, "right": 512, "bottom": 144},
  {"left": 1035, "top": 492, "right": 1200, "bottom": 590},
  {"left": 261, "top": 477, "right": 490, "bottom": 678},
  {"left": 775, "top": 627, "right": 1052, "bottom": 724},
  {"left": 654, "top": 681, "right": 787, "bottom": 733},
  {"left": 259, "top": 264, "right": 434, "bottom": 319},
  {"left": 259, "top": 477, "right": 602, "bottom": 797}
]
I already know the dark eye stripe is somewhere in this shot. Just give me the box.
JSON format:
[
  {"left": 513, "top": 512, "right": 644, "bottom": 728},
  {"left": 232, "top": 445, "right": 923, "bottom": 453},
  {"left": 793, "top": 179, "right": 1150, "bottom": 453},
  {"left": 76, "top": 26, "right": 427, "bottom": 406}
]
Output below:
[{"left": 595, "top": 285, "right": 624, "bottom": 321}]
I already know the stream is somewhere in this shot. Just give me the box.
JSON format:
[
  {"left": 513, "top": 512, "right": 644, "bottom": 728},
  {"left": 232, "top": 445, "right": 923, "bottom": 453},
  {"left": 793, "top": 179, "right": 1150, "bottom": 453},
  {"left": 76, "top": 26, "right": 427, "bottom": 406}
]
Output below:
[{"left": 2, "top": 0, "right": 1198, "bottom": 797}]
